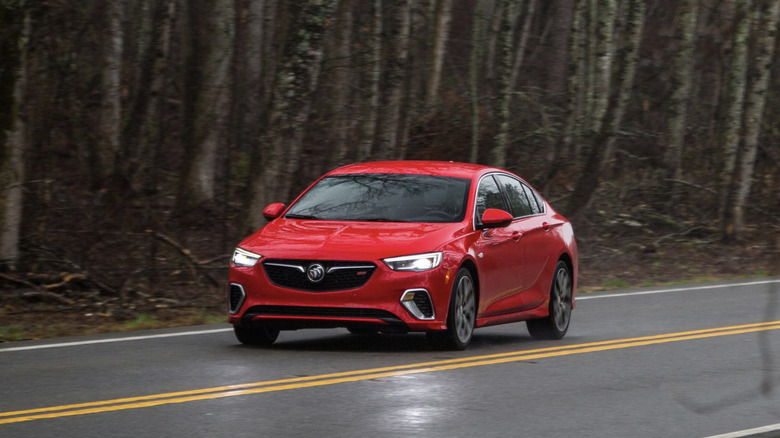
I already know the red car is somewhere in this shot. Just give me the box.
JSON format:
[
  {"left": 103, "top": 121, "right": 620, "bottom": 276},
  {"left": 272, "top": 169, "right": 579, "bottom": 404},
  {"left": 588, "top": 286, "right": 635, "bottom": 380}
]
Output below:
[{"left": 228, "top": 161, "right": 577, "bottom": 350}]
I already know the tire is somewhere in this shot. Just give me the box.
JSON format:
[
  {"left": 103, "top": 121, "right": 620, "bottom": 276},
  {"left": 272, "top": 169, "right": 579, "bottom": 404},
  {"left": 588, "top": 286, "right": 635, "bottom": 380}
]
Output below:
[
  {"left": 233, "top": 324, "right": 279, "bottom": 347},
  {"left": 527, "top": 260, "right": 572, "bottom": 340},
  {"left": 428, "top": 268, "right": 476, "bottom": 350}
]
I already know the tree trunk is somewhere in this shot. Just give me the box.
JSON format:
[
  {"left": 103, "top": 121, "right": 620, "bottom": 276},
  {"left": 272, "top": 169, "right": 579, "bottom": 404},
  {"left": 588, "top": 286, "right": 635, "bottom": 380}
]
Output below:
[
  {"left": 588, "top": 0, "right": 617, "bottom": 138},
  {"left": 545, "top": 0, "right": 574, "bottom": 97},
  {"left": 325, "top": 0, "right": 354, "bottom": 168},
  {"left": 246, "top": 0, "right": 337, "bottom": 231},
  {"left": 484, "top": 0, "right": 503, "bottom": 97},
  {"left": 258, "top": 0, "right": 279, "bottom": 124},
  {"left": 564, "top": 0, "right": 621, "bottom": 219},
  {"left": 233, "top": 0, "right": 265, "bottom": 157},
  {"left": 177, "top": 0, "right": 234, "bottom": 212},
  {"left": 664, "top": 0, "right": 699, "bottom": 184},
  {"left": 718, "top": 0, "right": 752, "bottom": 241},
  {"left": 469, "top": 0, "right": 486, "bottom": 163},
  {"left": 489, "top": 0, "right": 518, "bottom": 168},
  {"left": 425, "top": 0, "right": 452, "bottom": 111},
  {"left": 116, "top": 0, "right": 176, "bottom": 196},
  {"left": 93, "top": 0, "right": 124, "bottom": 190},
  {"left": 558, "top": 0, "right": 587, "bottom": 160},
  {"left": 375, "top": 0, "right": 411, "bottom": 160},
  {"left": 357, "top": 0, "right": 382, "bottom": 162},
  {"left": 509, "top": 0, "right": 536, "bottom": 91},
  {"left": 602, "top": 0, "right": 646, "bottom": 166},
  {"left": 732, "top": 0, "right": 779, "bottom": 240},
  {"left": 0, "top": 2, "right": 28, "bottom": 270}
]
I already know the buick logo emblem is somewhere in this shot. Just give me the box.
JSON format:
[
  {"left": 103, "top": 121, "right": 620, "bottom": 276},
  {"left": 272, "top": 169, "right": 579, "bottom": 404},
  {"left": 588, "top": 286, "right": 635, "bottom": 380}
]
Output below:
[{"left": 306, "top": 263, "right": 325, "bottom": 283}]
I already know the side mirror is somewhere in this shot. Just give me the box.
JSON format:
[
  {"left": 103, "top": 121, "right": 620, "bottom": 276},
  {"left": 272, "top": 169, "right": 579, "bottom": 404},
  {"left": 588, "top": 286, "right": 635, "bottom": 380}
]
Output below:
[
  {"left": 262, "top": 203, "right": 286, "bottom": 221},
  {"left": 480, "top": 208, "right": 513, "bottom": 229}
]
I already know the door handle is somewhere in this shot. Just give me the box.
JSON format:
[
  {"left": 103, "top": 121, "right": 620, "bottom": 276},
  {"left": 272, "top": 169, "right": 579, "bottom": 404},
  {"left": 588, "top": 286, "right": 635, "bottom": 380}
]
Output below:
[
  {"left": 512, "top": 231, "right": 522, "bottom": 241},
  {"left": 542, "top": 222, "right": 550, "bottom": 231}
]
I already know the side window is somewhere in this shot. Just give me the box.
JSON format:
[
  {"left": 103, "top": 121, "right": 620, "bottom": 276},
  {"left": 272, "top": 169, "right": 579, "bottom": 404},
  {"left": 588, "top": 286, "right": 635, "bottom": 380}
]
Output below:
[
  {"left": 496, "top": 175, "right": 533, "bottom": 218},
  {"left": 475, "top": 176, "right": 507, "bottom": 221},
  {"left": 521, "top": 183, "right": 544, "bottom": 214}
]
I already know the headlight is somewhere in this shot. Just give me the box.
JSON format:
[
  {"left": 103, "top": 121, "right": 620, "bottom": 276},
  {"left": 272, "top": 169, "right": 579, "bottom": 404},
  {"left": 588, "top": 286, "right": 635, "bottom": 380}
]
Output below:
[
  {"left": 383, "top": 252, "right": 442, "bottom": 272},
  {"left": 231, "top": 247, "right": 261, "bottom": 267}
]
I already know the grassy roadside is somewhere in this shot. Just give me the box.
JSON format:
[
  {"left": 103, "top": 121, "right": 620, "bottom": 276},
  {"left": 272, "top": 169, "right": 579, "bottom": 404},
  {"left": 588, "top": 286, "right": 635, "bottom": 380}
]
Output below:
[{"left": 0, "top": 307, "right": 227, "bottom": 342}]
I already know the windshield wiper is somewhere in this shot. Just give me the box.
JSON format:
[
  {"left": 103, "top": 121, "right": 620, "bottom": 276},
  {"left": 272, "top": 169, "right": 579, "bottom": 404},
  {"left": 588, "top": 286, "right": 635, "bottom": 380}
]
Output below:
[{"left": 285, "top": 213, "right": 320, "bottom": 220}]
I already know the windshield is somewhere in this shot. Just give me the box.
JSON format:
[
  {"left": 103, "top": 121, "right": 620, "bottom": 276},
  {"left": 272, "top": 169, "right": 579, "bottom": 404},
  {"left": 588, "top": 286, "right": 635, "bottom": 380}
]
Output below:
[{"left": 285, "top": 174, "right": 471, "bottom": 223}]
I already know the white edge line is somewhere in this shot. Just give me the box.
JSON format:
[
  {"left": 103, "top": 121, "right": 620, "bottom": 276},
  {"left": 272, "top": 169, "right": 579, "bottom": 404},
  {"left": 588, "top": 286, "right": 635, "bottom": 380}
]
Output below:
[
  {"left": 577, "top": 279, "right": 780, "bottom": 301},
  {"left": 702, "top": 423, "right": 780, "bottom": 438},
  {"left": 0, "top": 328, "right": 233, "bottom": 353}
]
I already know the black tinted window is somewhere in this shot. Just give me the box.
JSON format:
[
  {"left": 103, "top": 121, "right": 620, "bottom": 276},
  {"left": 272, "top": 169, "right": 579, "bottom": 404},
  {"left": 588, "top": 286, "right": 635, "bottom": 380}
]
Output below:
[
  {"left": 475, "top": 176, "right": 507, "bottom": 220},
  {"left": 285, "top": 174, "right": 471, "bottom": 223},
  {"left": 496, "top": 175, "right": 533, "bottom": 218},
  {"left": 521, "top": 183, "right": 544, "bottom": 214}
]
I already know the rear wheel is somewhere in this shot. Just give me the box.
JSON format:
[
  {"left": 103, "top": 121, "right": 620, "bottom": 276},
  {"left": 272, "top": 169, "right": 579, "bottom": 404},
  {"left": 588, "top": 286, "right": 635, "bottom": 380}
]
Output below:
[
  {"left": 428, "top": 268, "right": 476, "bottom": 350},
  {"left": 233, "top": 324, "right": 279, "bottom": 347},
  {"left": 527, "top": 260, "right": 572, "bottom": 340}
]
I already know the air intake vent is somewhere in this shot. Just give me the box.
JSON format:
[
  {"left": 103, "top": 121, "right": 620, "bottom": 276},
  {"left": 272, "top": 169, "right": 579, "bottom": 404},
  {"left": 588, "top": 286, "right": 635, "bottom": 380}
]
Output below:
[
  {"left": 400, "top": 289, "right": 435, "bottom": 320},
  {"left": 229, "top": 283, "right": 246, "bottom": 314},
  {"left": 412, "top": 292, "right": 434, "bottom": 318}
]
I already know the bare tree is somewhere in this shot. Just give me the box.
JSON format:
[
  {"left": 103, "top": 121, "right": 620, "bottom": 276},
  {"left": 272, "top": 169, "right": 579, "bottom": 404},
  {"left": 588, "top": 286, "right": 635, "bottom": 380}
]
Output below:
[
  {"left": 602, "top": 0, "right": 646, "bottom": 166},
  {"left": 323, "top": 0, "right": 355, "bottom": 168},
  {"left": 89, "top": 0, "right": 124, "bottom": 190},
  {"left": 665, "top": 0, "right": 699, "bottom": 186},
  {"left": 732, "top": 0, "right": 780, "bottom": 240},
  {"left": 509, "top": 0, "right": 537, "bottom": 91},
  {"left": 357, "top": 0, "right": 383, "bottom": 162},
  {"left": 545, "top": 0, "right": 574, "bottom": 98},
  {"left": 489, "top": 0, "right": 518, "bottom": 168},
  {"left": 0, "top": 1, "right": 28, "bottom": 270},
  {"left": 117, "top": 0, "right": 177, "bottom": 196},
  {"left": 177, "top": 0, "right": 235, "bottom": 212},
  {"left": 425, "top": 0, "right": 453, "bottom": 111},
  {"left": 245, "top": 0, "right": 338, "bottom": 231},
  {"left": 718, "top": 0, "right": 752, "bottom": 241},
  {"left": 375, "top": 0, "right": 412, "bottom": 160},
  {"left": 469, "top": 0, "right": 487, "bottom": 163},
  {"left": 565, "top": 0, "right": 646, "bottom": 219},
  {"left": 233, "top": 0, "right": 265, "bottom": 161}
]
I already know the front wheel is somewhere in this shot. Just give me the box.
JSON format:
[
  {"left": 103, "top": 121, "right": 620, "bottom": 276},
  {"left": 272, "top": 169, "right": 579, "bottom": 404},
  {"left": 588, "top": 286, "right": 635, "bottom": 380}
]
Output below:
[
  {"left": 233, "top": 324, "right": 279, "bottom": 347},
  {"left": 428, "top": 268, "right": 476, "bottom": 350},
  {"left": 527, "top": 260, "right": 572, "bottom": 340}
]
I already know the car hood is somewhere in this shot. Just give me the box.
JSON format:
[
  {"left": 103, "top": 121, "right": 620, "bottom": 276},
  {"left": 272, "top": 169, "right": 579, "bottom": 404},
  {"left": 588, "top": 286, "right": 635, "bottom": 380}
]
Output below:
[{"left": 238, "top": 219, "right": 466, "bottom": 261}]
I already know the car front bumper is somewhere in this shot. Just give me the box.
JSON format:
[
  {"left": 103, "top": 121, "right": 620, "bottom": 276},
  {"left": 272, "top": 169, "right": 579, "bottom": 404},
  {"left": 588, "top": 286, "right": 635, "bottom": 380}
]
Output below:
[{"left": 227, "top": 262, "right": 457, "bottom": 332}]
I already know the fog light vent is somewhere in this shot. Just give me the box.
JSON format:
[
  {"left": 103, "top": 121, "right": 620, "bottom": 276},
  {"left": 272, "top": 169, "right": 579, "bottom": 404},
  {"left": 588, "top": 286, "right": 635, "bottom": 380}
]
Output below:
[
  {"left": 400, "top": 289, "right": 435, "bottom": 320},
  {"left": 229, "top": 283, "right": 246, "bottom": 314}
]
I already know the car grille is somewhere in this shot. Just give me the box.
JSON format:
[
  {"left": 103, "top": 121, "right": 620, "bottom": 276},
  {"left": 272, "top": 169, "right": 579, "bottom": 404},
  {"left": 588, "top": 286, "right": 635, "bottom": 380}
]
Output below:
[{"left": 262, "top": 259, "right": 377, "bottom": 292}]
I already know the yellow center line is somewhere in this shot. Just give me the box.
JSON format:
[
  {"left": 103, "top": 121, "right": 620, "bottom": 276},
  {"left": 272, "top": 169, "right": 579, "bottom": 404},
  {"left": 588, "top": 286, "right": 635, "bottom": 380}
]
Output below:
[{"left": 2, "top": 321, "right": 780, "bottom": 425}]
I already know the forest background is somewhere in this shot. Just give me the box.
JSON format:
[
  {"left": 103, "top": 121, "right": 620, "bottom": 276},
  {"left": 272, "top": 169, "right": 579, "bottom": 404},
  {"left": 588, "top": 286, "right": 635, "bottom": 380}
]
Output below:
[{"left": 0, "top": 0, "right": 778, "bottom": 340}]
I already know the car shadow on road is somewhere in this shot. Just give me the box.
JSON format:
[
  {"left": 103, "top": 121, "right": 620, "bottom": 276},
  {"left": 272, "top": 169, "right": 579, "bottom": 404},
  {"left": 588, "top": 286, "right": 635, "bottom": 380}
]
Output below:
[{"left": 231, "top": 329, "right": 538, "bottom": 354}]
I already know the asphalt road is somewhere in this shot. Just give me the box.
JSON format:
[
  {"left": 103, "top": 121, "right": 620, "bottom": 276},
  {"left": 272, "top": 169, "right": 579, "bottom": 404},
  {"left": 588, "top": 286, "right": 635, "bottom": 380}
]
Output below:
[{"left": 1, "top": 278, "right": 779, "bottom": 438}]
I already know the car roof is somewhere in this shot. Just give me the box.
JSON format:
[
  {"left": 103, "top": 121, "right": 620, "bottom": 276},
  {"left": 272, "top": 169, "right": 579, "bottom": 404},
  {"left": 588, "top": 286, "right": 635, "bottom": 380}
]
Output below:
[{"left": 326, "top": 161, "right": 498, "bottom": 179}]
